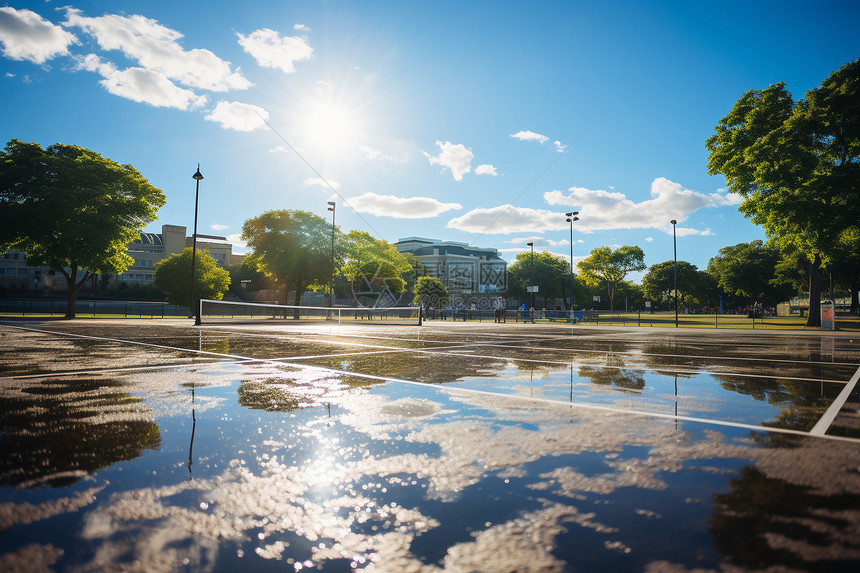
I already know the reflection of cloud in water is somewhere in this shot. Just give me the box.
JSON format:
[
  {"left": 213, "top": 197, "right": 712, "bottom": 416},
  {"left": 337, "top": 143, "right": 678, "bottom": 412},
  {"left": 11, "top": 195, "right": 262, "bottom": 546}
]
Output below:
[
  {"left": 0, "top": 484, "right": 106, "bottom": 530},
  {"left": 0, "top": 543, "right": 64, "bottom": 572},
  {"left": 28, "top": 376, "right": 860, "bottom": 571}
]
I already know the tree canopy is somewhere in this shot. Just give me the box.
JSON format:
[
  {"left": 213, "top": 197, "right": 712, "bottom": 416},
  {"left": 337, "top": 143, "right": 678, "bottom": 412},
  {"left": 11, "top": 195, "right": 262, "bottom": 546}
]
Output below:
[
  {"left": 506, "top": 250, "right": 580, "bottom": 308},
  {"left": 577, "top": 246, "right": 646, "bottom": 310},
  {"left": 241, "top": 210, "right": 332, "bottom": 304},
  {"left": 413, "top": 276, "right": 449, "bottom": 312},
  {"left": 0, "top": 139, "right": 165, "bottom": 317},
  {"left": 152, "top": 248, "right": 231, "bottom": 307},
  {"left": 706, "top": 59, "right": 860, "bottom": 326},
  {"left": 706, "top": 241, "right": 794, "bottom": 308},
  {"left": 642, "top": 260, "right": 716, "bottom": 309}
]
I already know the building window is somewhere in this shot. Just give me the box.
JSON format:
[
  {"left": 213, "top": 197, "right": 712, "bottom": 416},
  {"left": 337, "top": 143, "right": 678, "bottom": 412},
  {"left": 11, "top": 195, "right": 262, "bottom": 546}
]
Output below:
[{"left": 17, "top": 268, "right": 28, "bottom": 276}]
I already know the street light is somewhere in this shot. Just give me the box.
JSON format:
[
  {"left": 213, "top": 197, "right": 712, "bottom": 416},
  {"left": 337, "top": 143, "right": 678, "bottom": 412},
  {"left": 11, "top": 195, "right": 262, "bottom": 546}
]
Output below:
[
  {"left": 527, "top": 241, "right": 534, "bottom": 323},
  {"left": 670, "top": 219, "right": 678, "bottom": 328},
  {"left": 565, "top": 211, "right": 579, "bottom": 318},
  {"left": 327, "top": 201, "right": 336, "bottom": 307},
  {"left": 189, "top": 164, "right": 204, "bottom": 325}
]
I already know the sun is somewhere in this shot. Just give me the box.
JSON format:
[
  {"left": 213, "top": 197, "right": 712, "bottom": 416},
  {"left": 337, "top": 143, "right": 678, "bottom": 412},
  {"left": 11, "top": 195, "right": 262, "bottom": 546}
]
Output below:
[{"left": 301, "top": 97, "right": 364, "bottom": 155}]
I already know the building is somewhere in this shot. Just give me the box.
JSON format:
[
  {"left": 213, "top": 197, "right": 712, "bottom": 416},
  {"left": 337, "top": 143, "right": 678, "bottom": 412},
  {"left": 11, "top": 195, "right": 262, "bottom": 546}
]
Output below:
[
  {"left": 0, "top": 224, "right": 242, "bottom": 295},
  {"left": 395, "top": 237, "right": 507, "bottom": 304}
]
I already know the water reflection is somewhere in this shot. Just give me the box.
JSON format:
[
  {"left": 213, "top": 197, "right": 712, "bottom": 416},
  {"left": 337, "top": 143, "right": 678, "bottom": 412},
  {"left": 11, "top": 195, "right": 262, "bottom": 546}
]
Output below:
[
  {"left": 578, "top": 353, "right": 646, "bottom": 392},
  {"left": 2, "top": 359, "right": 859, "bottom": 571},
  {"left": 0, "top": 376, "right": 161, "bottom": 488},
  {"left": 710, "top": 464, "right": 860, "bottom": 570}
]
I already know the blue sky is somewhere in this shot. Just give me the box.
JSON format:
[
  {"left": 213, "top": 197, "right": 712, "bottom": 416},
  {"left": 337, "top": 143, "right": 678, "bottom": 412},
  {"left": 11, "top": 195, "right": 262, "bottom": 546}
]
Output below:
[{"left": 2, "top": 0, "right": 858, "bottom": 280}]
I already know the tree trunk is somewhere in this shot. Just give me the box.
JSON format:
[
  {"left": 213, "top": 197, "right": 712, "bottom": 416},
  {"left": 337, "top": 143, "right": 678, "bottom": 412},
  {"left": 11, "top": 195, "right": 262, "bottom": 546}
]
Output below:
[
  {"left": 803, "top": 255, "right": 822, "bottom": 328},
  {"left": 62, "top": 264, "right": 89, "bottom": 319}
]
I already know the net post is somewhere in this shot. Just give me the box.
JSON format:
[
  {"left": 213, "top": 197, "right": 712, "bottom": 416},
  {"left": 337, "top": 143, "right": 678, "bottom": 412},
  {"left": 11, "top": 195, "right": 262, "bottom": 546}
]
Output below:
[{"left": 418, "top": 307, "right": 423, "bottom": 326}]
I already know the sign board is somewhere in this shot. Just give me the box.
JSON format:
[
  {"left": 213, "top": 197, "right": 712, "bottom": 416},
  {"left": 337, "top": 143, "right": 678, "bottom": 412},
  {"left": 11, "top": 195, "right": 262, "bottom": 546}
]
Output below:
[
  {"left": 593, "top": 296, "right": 601, "bottom": 302},
  {"left": 527, "top": 286, "right": 539, "bottom": 293},
  {"left": 821, "top": 301, "right": 835, "bottom": 331},
  {"left": 240, "top": 279, "right": 252, "bottom": 284},
  {"left": 645, "top": 301, "right": 652, "bottom": 308}
]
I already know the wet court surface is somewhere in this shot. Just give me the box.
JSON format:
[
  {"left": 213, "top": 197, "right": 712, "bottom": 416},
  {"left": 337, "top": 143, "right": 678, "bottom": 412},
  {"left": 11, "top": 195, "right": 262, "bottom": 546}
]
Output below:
[{"left": 1, "top": 319, "right": 860, "bottom": 572}]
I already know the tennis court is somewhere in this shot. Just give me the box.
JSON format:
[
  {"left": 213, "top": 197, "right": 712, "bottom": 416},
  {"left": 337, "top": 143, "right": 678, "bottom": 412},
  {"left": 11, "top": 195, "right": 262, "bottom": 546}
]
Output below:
[{"left": 1, "top": 318, "right": 859, "bottom": 572}]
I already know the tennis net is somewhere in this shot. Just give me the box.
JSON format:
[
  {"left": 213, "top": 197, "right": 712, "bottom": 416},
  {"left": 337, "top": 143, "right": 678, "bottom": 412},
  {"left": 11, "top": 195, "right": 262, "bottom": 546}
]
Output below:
[{"left": 198, "top": 299, "right": 422, "bottom": 326}]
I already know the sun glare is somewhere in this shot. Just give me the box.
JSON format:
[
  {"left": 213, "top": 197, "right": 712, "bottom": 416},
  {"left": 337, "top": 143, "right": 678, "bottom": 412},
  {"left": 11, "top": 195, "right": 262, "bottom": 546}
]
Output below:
[{"left": 302, "top": 99, "right": 363, "bottom": 155}]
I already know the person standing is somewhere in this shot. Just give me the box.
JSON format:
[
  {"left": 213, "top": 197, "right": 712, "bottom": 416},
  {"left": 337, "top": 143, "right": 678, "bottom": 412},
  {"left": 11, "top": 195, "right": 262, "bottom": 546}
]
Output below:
[{"left": 494, "top": 296, "right": 506, "bottom": 323}]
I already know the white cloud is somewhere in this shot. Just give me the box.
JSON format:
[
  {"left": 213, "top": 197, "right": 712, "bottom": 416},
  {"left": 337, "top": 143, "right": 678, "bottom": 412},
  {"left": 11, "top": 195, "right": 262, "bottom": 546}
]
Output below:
[
  {"left": 237, "top": 28, "right": 313, "bottom": 74},
  {"left": 211, "top": 223, "right": 229, "bottom": 231},
  {"left": 506, "top": 236, "right": 568, "bottom": 248},
  {"left": 676, "top": 226, "right": 714, "bottom": 237},
  {"left": 0, "top": 7, "right": 77, "bottom": 64},
  {"left": 361, "top": 146, "right": 407, "bottom": 162},
  {"left": 446, "top": 205, "right": 565, "bottom": 234},
  {"left": 268, "top": 145, "right": 291, "bottom": 154},
  {"left": 422, "top": 141, "right": 473, "bottom": 181},
  {"left": 346, "top": 192, "right": 462, "bottom": 219},
  {"left": 304, "top": 177, "right": 340, "bottom": 191},
  {"left": 645, "top": 237, "right": 654, "bottom": 242},
  {"left": 75, "top": 54, "right": 207, "bottom": 110},
  {"left": 510, "top": 130, "right": 548, "bottom": 144},
  {"left": 205, "top": 100, "right": 268, "bottom": 131},
  {"left": 226, "top": 233, "right": 247, "bottom": 252},
  {"left": 475, "top": 164, "right": 497, "bottom": 176},
  {"left": 553, "top": 140, "right": 566, "bottom": 152},
  {"left": 64, "top": 8, "right": 251, "bottom": 92},
  {"left": 294, "top": 24, "right": 311, "bottom": 32},
  {"left": 543, "top": 177, "right": 742, "bottom": 233}
]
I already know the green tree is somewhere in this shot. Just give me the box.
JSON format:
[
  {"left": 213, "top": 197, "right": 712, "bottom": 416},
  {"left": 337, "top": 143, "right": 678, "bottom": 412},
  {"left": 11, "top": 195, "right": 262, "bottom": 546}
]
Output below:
[
  {"left": 152, "top": 248, "right": 230, "bottom": 307},
  {"left": 352, "top": 258, "right": 407, "bottom": 307},
  {"left": 413, "top": 276, "right": 449, "bottom": 314},
  {"left": 643, "top": 260, "right": 718, "bottom": 310},
  {"left": 241, "top": 210, "right": 332, "bottom": 305},
  {"left": 706, "top": 241, "right": 795, "bottom": 309},
  {"left": 706, "top": 59, "right": 860, "bottom": 326},
  {"left": 0, "top": 139, "right": 165, "bottom": 317},
  {"left": 225, "top": 256, "right": 272, "bottom": 299},
  {"left": 506, "top": 250, "right": 575, "bottom": 308},
  {"left": 577, "top": 246, "right": 646, "bottom": 310}
]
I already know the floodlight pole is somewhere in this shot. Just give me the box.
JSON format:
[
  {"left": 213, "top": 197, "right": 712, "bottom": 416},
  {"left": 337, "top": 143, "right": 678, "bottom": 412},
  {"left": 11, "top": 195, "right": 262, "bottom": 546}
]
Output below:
[
  {"left": 327, "top": 201, "right": 336, "bottom": 307},
  {"left": 527, "top": 242, "right": 534, "bottom": 323},
  {"left": 565, "top": 212, "right": 579, "bottom": 318},
  {"left": 190, "top": 164, "right": 204, "bottom": 325},
  {"left": 671, "top": 219, "right": 678, "bottom": 328}
]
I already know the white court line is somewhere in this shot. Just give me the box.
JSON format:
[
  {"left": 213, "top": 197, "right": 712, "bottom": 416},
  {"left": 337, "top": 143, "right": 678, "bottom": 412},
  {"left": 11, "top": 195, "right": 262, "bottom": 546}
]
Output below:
[
  {"left": 5, "top": 323, "right": 860, "bottom": 444},
  {"left": 810, "top": 365, "right": 860, "bottom": 435}
]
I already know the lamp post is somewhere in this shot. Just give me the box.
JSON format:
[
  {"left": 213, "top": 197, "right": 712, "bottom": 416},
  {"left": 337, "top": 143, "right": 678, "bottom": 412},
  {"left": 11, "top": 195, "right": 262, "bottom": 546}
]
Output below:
[
  {"left": 565, "top": 211, "right": 579, "bottom": 317},
  {"left": 670, "top": 219, "right": 678, "bottom": 328},
  {"left": 527, "top": 241, "right": 534, "bottom": 322},
  {"left": 189, "top": 164, "right": 204, "bottom": 325},
  {"left": 327, "top": 201, "right": 336, "bottom": 307}
]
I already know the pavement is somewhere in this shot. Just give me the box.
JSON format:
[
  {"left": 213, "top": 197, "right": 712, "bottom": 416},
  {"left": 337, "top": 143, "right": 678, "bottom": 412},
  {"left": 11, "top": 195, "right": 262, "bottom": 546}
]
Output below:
[{"left": 1, "top": 318, "right": 859, "bottom": 572}]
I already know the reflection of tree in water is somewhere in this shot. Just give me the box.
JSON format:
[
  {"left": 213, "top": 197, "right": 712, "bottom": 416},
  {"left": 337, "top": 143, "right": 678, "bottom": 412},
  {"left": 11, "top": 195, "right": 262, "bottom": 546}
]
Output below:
[
  {"left": 578, "top": 353, "right": 645, "bottom": 391},
  {"left": 713, "top": 375, "right": 837, "bottom": 432},
  {"left": 309, "top": 353, "right": 509, "bottom": 385},
  {"left": 0, "top": 377, "right": 161, "bottom": 489},
  {"left": 236, "top": 367, "right": 385, "bottom": 412},
  {"left": 508, "top": 360, "right": 571, "bottom": 380},
  {"left": 709, "top": 465, "right": 860, "bottom": 570},
  {"left": 640, "top": 343, "right": 699, "bottom": 378}
]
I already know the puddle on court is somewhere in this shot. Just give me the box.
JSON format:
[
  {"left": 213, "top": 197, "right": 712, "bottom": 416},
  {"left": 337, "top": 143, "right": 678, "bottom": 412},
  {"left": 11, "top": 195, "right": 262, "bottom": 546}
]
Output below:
[
  {"left": 300, "top": 353, "right": 843, "bottom": 431},
  {"left": 2, "top": 360, "right": 860, "bottom": 572}
]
